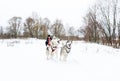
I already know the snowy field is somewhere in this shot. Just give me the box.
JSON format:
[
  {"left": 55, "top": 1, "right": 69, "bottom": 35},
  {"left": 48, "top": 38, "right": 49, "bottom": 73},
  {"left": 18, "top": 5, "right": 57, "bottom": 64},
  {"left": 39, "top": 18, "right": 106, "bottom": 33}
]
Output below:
[{"left": 0, "top": 38, "right": 120, "bottom": 81}]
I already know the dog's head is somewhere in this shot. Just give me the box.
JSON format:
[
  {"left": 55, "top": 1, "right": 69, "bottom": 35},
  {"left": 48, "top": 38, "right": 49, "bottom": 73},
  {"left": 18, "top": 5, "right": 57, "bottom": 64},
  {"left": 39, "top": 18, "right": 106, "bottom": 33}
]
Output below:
[
  {"left": 66, "top": 40, "right": 72, "bottom": 48},
  {"left": 51, "top": 36, "right": 61, "bottom": 47}
]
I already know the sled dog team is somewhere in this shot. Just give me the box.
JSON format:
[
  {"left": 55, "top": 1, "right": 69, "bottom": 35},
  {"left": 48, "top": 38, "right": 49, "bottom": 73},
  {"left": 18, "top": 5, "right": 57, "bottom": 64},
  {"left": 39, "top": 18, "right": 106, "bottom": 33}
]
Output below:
[{"left": 45, "top": 35, "right": 72, "bottom": 61}]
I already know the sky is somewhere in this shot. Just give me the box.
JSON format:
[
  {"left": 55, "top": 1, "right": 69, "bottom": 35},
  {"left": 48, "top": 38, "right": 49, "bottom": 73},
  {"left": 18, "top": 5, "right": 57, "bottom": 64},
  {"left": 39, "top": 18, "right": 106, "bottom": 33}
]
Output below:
[{"left": 0, "top": 0, "right": 96, "bottom": 29}]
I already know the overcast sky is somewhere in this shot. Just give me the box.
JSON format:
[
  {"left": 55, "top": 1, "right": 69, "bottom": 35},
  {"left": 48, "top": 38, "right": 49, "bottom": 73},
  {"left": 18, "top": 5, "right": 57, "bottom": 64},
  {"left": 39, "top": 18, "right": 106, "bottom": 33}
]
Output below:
[{"left": 0, "top": 0, "right": 95, "bottom": 29}]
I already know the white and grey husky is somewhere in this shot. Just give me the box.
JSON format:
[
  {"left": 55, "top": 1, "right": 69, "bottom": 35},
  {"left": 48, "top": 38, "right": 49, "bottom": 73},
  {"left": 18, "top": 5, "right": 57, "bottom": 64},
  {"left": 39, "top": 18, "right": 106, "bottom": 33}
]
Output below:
[
  {"left": 60, "top": 40, "right": 72, "bottom": 61},
  {"left": 46, "top": 36, "right": 60, "bottom": 60}
]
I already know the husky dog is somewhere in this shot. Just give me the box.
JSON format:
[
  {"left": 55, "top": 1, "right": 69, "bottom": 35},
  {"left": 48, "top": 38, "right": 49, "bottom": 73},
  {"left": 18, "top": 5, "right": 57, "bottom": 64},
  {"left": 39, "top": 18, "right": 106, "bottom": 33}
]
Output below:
[
  {"left": 46, "top": 36, "right": 60, "bottom": 60},
  {"left": 60, "top": 40, "right": 72, "bottom": 61}
]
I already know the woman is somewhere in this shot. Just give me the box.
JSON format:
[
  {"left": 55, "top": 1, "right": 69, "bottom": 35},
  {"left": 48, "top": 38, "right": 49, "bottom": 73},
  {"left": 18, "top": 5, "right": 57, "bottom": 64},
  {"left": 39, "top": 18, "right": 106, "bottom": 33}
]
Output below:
[{"left": 45, "top": 35, "right": 52, "bottom": 46}]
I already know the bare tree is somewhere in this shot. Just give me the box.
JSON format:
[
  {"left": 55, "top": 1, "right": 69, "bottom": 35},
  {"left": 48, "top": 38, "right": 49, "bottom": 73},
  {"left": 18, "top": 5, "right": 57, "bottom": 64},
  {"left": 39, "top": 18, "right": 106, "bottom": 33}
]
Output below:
[
  {"left": 41, "top": 18, "right": 50, "bottom": 39},
  {"left": 98, "top": 0, "right": 120, "bottom": 47},
  {"left": 0, "top": 26, "right": 3, "bottom": 36},
  {"left": 7, "top": 16, "right": 22, "bottom": 38},
  {"left": 50, "top": 19, "right": 66, "bottom": 38},
  {"left": 118, "top": 21, "right": 120, "bottom": 47},
  {"left": 0, "top": 26, "right": 4, "bottom": 38},
  {"left": 68, "top": 27, "right": 75, "bottom": 36},
  {"left": 67, "top": 27, "right": 76, "bottom": 40},
  {"left": 81, "top": 6, "right": 101, "bottom": 42},
  {"left": 112, "top": 0, "right": 118, "bottom": 40},
  {"left": 24, "top": 17, "right": 35, "bottom": 37}
]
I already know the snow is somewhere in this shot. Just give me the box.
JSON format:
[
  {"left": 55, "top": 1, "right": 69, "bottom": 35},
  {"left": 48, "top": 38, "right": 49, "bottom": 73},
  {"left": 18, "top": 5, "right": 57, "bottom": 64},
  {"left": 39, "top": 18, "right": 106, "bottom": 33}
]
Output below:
[{"left": 0, "top": 38, "right": 120, "bottom": 81}]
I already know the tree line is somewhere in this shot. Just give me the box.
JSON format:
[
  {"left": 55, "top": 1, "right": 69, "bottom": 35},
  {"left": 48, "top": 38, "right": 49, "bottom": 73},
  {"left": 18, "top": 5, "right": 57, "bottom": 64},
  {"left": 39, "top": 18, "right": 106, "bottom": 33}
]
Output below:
[
  {"left": 79, "top": 0, "right": 120, "bottom": 48},
  {"left": 0, "top": 13, "right": 80, "bottom": 40},
  {"left": 0, "top": 0, "right": 120, "bottom": 48}
]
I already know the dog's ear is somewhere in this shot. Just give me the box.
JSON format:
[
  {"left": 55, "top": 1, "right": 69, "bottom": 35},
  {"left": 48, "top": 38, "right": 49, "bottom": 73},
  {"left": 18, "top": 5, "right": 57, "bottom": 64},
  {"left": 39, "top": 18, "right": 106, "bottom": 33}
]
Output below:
[{"left": 66, "top": 40, "right": 69, "bottom": 43}]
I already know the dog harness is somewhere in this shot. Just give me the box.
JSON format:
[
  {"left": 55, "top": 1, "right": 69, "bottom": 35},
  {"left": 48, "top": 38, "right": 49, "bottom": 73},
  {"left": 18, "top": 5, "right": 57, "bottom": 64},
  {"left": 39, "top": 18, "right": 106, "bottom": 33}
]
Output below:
[{"left": 51, "top": 46, "right": 57, "bottom": 52}]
